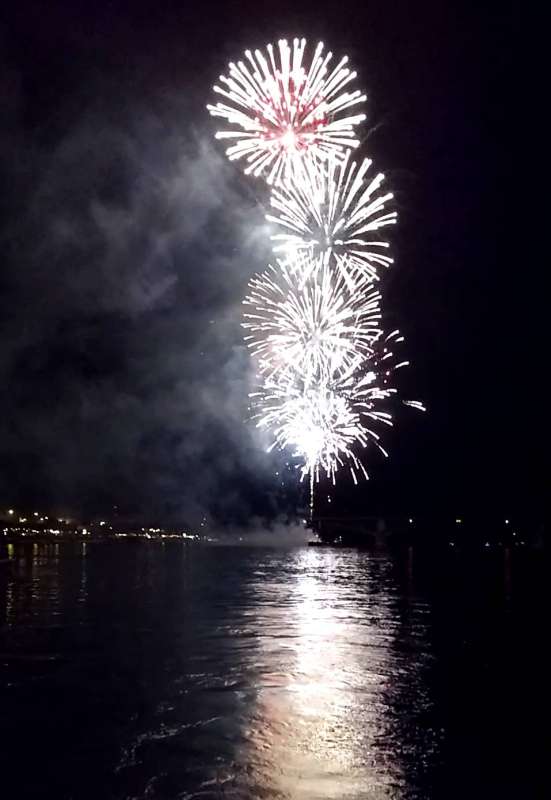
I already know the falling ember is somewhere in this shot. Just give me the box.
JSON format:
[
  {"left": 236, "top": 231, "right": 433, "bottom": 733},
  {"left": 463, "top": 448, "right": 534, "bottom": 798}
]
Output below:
[{"left": 207, "top": 38, "right": 366, "bottom": 184}]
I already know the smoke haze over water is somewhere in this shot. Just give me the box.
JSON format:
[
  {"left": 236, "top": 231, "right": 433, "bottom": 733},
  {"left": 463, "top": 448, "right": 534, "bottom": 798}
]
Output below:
[{"left": 0, "top": 71, "right": 299, "bottom": 525}]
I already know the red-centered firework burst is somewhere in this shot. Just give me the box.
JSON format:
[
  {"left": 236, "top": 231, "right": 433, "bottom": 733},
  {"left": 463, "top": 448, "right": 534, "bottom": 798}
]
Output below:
[{"left": 207, "top": 38, "right": 366, "bottom": 184}]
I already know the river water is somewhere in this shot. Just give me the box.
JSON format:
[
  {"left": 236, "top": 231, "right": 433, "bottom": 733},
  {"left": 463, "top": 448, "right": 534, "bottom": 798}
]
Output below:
[{"left": 0, "top": 542, "right": 546, "bottom": 798}]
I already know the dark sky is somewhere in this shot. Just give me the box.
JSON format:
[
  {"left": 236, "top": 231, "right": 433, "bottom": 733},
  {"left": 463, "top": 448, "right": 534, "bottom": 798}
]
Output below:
[{"left": 1, "top": 1, "right": 540, "bottom": 523}]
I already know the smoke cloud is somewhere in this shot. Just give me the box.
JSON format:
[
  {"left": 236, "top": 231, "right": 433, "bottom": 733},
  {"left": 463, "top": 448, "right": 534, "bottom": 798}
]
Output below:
[{"left": 0, "top": 70, "right": 301, "bottom": 527}]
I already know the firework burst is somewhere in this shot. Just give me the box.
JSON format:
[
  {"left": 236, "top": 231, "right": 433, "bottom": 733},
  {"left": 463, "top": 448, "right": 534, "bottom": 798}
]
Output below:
[
  {"left": 207, "top": 36, "right": 424, "bottom": 495},
  {"left": 243, "top": 259, "right": 381, "bottom": 384},
  {"left": 251, "top": 331, "right": 424, "bottom": 484},
  {"left": 207, "top": 38, "right": 366, "bottom": 184},
  {"left": 255, "top": 378, "right": 378, "bottom": 484},
  {"left": 268, "top": 152, "right": 397, "bottom": 286}
]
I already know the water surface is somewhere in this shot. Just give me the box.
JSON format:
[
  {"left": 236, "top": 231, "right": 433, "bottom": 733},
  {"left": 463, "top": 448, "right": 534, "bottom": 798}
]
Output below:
[{"left": 0, "top": 542, "right": 546, "bottom": 798}]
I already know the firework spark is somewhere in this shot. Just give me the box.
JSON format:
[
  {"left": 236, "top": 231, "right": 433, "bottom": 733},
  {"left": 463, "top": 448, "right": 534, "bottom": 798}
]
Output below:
[
  {"left": 243, "top": 259, "right": 381, "bottom": 384},
  {"left": 268, "top": 152, "right": 397, "bottom": 286},
  {"left": 207, "top": 38, "right": 366, "bottom": 184}
]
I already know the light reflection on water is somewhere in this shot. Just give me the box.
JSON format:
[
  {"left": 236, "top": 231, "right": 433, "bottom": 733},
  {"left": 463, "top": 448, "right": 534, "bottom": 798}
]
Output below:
[
  {"left": 0, "top": 541, "right": 545, "bottom": 799},
  {"left": 242, "top": 549, "right": 411, "bottom": 798}
]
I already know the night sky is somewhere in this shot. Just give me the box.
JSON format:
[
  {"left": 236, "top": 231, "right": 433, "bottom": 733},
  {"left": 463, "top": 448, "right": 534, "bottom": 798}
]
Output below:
[{"left": 1, "top": 2, "right": 540, "bottom": 524}]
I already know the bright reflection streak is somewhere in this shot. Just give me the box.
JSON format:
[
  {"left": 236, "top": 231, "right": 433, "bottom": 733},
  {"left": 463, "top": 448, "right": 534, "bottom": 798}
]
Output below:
[{"left": 243, "top": 549, "right": 406, "bottom": 797}]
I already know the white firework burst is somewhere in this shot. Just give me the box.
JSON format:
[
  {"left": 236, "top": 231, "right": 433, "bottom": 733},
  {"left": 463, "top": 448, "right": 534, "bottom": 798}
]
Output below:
[
  {"left": 268, "top": 152, "right": 397, "bottom": 286},
  {"left": 251, "top": 330, "right": 424, "bottom": 483},
  {"left": 207, "top": 38, "right": 366, "bottom": 184},
  {"left": 243, "top": 259, "right": 381, "bottom": 384}
]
